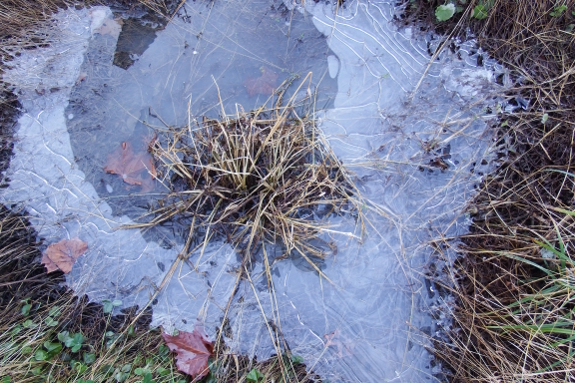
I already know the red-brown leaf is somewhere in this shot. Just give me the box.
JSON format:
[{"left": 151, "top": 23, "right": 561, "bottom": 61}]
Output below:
[
  {"left": 103, "top": 141, "right": 155, "bottom": 192},
  {"left": 162, "top": 325, "right": 213, "bottom": 379},
  {"left": 243, "top": 67, "right": 278, "bottom": 96},
  {"left": 41, "top": 238, "right": 87, "bottom": 274}
]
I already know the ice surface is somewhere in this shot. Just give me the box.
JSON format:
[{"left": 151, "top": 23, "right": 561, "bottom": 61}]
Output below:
[{"left": 1, "top": 1, "right": 508, "bottom": 382}]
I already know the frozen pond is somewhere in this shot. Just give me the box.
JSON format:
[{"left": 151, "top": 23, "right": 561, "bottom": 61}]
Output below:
[{"left": 1, "top": 0, "right": 506, "bottom": 381}]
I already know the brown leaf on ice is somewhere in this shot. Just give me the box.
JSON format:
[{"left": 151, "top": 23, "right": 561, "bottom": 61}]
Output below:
[
  {"left": 162, "top": 325, "right": 213, "bottom": 379},
  {"left": 41, "top": 238, "right": 87, "bottom": 274},
  {"left": 243, "top": 67, "right": 278, "bottom": 96},
  {"left": 104, "top": 141, "right": 156, "bottom": 192}
]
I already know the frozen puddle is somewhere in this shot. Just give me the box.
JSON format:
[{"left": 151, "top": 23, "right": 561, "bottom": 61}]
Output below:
[{"left": 1, "top": 1, "right": 506, "bottom": 382}]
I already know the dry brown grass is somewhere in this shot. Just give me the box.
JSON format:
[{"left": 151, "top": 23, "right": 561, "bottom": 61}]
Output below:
[
  {"left": 130, "top": 78, "right": 363, "bottom": 277},
  {"left": 401, "top": 0, "right": 575, "bottom": 382}
]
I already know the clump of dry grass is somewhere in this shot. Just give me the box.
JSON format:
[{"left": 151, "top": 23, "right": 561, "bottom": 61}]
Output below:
[{"left": 135, "top": 82, "right": 361, "bottom": 273}]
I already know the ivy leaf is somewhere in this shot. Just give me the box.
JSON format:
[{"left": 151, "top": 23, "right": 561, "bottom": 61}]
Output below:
[
  {"left": 161, "top": 324, "right": 213, "bottom": 379},
  {"left": 435, "top": 4, "right": 456, "bottom": 21}
]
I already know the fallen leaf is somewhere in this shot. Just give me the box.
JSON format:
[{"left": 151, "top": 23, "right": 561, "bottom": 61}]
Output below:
[
  {"left": 41, "top": 238, "right": 87, "bottom": 274},
  {"left": 162, "top": 324, "right": 213, "bottom": 379},
  {"left": 243, "top": 67, "right": 278, "bottom": 96},
  {"left": 104, "top": 141, "right": 156, "bottom": 192}
]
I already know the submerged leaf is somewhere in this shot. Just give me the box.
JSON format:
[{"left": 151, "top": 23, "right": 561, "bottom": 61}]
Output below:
[
  {"left": 243, "top": 67, "right": 278, "bottom": 96},
  {"left": 41, "top": 238, "right": 87, "bottom": 274},
  {"left": 104, "top": 141, "right": 156, "bottom": 192},
  {"left": 162, "top": 324, "right": 213, "bottom": 379}
]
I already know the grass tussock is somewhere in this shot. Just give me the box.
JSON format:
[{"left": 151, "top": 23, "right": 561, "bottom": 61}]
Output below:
[
  {"left": 134, "top": 80, "right": 362, "bottom": 274},
  {"left": 401, "top": 0, "right": 575, "bottom": 381}
]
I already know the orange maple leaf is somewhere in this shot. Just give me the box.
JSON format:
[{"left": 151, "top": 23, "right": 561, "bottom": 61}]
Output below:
[
  {"left": 162, "top": 325, "right": 213, "bottom": 379},
  {"left": 104, "top": 141, "right": 156, "bottom": 192},
  {"left": 41, "top": 238, "right": 87, "bottom": 274}
]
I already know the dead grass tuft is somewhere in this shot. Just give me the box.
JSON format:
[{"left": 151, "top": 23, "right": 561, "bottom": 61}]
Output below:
[{"left": 132, "top": 79, "right": 362, "bottom": 273}]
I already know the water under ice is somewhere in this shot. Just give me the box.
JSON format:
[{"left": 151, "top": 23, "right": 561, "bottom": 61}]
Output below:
[{"left": 1, "top": 1, "right": 507, "bottom": 381}]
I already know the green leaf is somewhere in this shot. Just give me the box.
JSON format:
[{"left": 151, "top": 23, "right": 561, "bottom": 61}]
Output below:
[
  {"left": 435, "top": 4, "right": 456, "bottom": 21},
  {"left": 21, "top": 345, "right": 32, "bottom": 354},
  {"left": 11, "top": 325, "right": 22, "bottom": 336},
  {"left": 102, "top": 300, "right": 113, "bottom": 314},
  {"left": 291, "top": 354, "right": 304, "bottom": 364},
  {"left": 48, "top": 306, "right": 61, "bottom": 318},
  {"left": 44, "top": 317, "right": 58, "bottom": 327},
  {"left": 541, "top": 113, "right": 549, "bottom": 124},
  {"left": 60, "top": 332, "right": 83, "bottom": 352},
  {"left": 22, "top": 319, "right": 36, "bottom": 329},
  {"left": 142, "top": 373, "right": 155, "bottom": 383},
  {"left": 31, "top": 367, "right": 43, "bottom": 376},
  {"left": 156, "top": 367, "right": 170, "bottom": 376},
  {"left": 134, "top": 368, "right": 152, "bottom": 376},
  {"left": 472, "top": 4, "right": 488, "bottom": 20},
  {"left": 83, "top": 352, "right": 96, "bottom": 365},
  {"left": 246, "top": 368, "right": 264, "bottom": 382},
  {"left": 115, "top": 371, "right": 130, "bottom": 382},
  {"left": 43, "top": 341, "right": 62, "bottom": 353},
  {"left": 74, "top": 362, "right": 88, "bottom": 374},
  {"left": 58, "top": 331, "right": 69, "bottom": 343},
  {"left": 21, "top": 303, "right": 31, "bottom": 316},
  {"left": 103, "top": 299, "right": 122, "bottom": 314},
  {"left": 2, "top": 376, "right": 11, "bottom": 383},
  {"left": 34, "top": 349, "right": 48, "bottom": 361},
  {"left": 550, "top": 5, "right": 567, "bottom": 17},
  {"left": 121, "top": 364, "right": 132, "bottom": 373}
]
